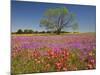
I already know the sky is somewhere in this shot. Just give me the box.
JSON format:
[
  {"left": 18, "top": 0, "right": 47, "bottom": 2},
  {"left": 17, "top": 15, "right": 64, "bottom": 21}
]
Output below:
[{"left": 11, "top": 1, "right": 96, "bottom": 32}]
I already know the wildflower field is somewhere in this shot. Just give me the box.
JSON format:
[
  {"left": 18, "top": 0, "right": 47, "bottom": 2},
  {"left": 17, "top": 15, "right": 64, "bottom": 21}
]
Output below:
[{"left": 11, "top": 33, "right": 96, "bottom": 74}]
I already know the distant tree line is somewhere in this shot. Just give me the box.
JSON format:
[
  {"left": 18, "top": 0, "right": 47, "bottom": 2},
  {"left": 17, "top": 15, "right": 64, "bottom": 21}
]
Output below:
[
  {"left": 12, "top": 29, "right": 78, "bottom": 34},
  {"left": 15, "top": 29, "right": 34, "bottom": 34}
]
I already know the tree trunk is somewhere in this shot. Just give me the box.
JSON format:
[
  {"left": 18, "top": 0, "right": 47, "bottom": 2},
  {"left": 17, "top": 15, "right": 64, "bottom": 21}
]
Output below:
[{"left": 56, "top": 29, "right": 61, "bottom": 35}]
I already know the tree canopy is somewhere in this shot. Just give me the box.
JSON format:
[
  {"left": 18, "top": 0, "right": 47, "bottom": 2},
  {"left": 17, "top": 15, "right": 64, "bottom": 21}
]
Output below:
[{"left": 40, "top": 7, "right": 79, "bottom": 34}]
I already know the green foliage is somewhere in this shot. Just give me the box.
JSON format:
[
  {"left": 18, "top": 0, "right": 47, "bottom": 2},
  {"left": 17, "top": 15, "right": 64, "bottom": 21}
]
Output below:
[
  {"left": 67, "top": 49, "right": 87, "bottom": 70},
  {"left": 16, "top": 29, "right": 34, "bottom": 34},
  {"left": 16, "top": 29, "right": 23, "bottom": 34},
  {"left": 45, "top": 7, "right": 68, "bottom": 17},
  {"left": 24, "top": 29, "right": 34, "bottom": 34},
  {"left": 40, "top": 7, "right": 78, "bottom": 34}
]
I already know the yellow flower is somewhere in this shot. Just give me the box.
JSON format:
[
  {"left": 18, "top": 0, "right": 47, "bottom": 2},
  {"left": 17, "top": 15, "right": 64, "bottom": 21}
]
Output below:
[{"left": 89, "top": 52, "right": 93, "bottom": 56}]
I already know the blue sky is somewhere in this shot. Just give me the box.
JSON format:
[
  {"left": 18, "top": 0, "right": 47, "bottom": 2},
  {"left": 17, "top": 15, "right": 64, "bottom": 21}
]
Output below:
[{"left": 11, "top": 1, "right": 96, "bottom": 32}]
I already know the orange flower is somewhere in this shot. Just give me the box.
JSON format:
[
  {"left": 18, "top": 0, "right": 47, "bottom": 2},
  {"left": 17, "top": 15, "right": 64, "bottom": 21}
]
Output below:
[
  {"left": 55, "top": 62, "right": 62, "bottom": 70},
  {"left": 63, "top": 67, "right": 67, "bottom": 71},
  {"left": 44, "top": 63, "right": 51, "bottom": 71},
  {"left": 59, "top": 58, "right": 64, "bottom": 63},
  {"left": 87, "top": 64, "right": 93, "bottom": 69},
  {"left": 34, "top": 58, "right": 38, "bottom": 61},
  {"left": 37, "top": 60, "right": 41, "bottom": 64},
  {"left": 89, "top": 52, "right": 93, "bottom": 56},
  {"left": 46, "top": 64, "right": 50, "bottom": 68},
  {"left": 49, "top": 51, "right": 54, "bottom": 56},
  {"left": 47, "top": 56, "right": 50, "bottom": 59}
]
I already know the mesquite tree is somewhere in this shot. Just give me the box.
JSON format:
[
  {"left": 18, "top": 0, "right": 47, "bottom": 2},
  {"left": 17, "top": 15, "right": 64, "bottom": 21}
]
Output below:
[{"left": 40, "top": 7, "right": 78, "bottom": 34}]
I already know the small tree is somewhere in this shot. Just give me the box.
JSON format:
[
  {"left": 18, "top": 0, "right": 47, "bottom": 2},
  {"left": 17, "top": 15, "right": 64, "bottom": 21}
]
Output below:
[
  {"left": 24, "top": 29, "right": 29, "bottom": 33},
  {"left": 29, "top": 30, "right": 34, "bottom": 33},
  {"left": 34, "top": 31, "right": 38, "bottom": 34},
  {"left": 16, "top": 29, "right": 23, "bottom": 34},
  {"left": 40, "top": 7, "right": 78, "bottom": 35},
  {"left": 24, "top": 29, "right": 34, "bottom": 34},
  {"left": 41, "top": 31, "right": 45, "bottom": 33}
]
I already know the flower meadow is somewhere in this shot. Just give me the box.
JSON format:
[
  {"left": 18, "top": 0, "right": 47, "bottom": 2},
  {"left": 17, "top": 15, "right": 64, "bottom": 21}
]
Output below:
[{"left": 11, "top": 33, "right": 96, "bottom": 74}]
